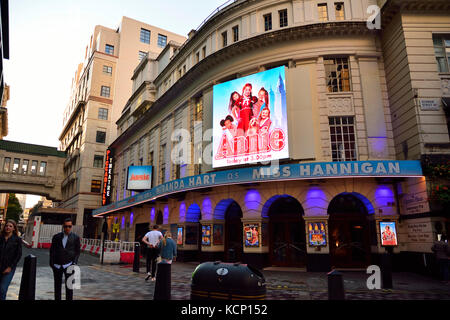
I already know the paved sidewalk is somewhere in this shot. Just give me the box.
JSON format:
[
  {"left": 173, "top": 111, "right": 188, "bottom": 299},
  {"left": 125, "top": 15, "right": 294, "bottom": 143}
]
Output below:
[{"left": 6, "top": 247, "right": 450, "bottom": 300}]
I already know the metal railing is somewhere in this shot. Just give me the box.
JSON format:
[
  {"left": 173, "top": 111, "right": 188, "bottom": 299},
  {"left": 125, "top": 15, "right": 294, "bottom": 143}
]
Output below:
[{"left": 80, "top": 238, "right": 138, "bottom": 254}]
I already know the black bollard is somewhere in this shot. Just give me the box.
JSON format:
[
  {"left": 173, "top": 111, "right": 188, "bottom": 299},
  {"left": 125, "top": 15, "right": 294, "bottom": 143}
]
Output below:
[
  {"left": 327, "top": 269, "right": 345, "bottom": 300},
  {"left": 133, "top": 243, "right": 140, "bottom": 273},
  {"left": 154, "top": 263, "right": 171, "bottom": 300},
  {"left": 19, "top": 255, "right": 37, "bottom": 301},
  {"left": 381, "top": 251, "right": 393, "bottom": 289},
  {"left": 228, "top": 248, "right": 235, "bottom": 262}
]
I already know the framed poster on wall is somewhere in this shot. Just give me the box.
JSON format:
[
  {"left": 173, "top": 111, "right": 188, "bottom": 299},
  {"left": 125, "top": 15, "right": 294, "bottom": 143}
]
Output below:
[
  {"left": 202, "top": 225, "right": 212, "bottom": 246},
  {"left": 379, "top": 221, "right": 398, "bottom": 246},
  {"left": 244, "top": 224, "right": 260, "bottom": 247},
  {"left": 185, "top": 225, "right": 198, "bottom": 245},
  {"left": 308, "top": 222, "right": 327, "bottom": 247},
  {"left": 213, "top": 224, "right": 224, "bottom": 245},
  {"left": 177, "top": 227, "right": 183, "bottom": 245}
]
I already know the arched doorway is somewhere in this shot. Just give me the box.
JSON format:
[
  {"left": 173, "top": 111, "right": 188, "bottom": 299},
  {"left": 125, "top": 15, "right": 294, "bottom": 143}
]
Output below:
[
  {"left": 155, "top": 210, "right": 163, "bottom": 226},
  {"left": 222, "top": 201, "right": 243, "bottom": 262},
  {"left": 264, "top": 195, "right": 306, "bottom": 267},
  {"left": 186, "top": 203, "right": 202, "bottom": 253},
  {"left": 328, "top": 193, "right": 372, "bottom": 268}
]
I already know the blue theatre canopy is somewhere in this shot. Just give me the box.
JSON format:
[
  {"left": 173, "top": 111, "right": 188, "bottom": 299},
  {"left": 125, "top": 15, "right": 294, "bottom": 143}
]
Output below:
[{"left": 93, "top": 160, "right": 423, "bottom": 217}]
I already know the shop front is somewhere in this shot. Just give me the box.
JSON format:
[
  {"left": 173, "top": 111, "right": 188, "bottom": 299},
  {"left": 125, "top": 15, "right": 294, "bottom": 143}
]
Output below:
[{"left": 94, "top": 160, "right": 424, "bottom": 271}]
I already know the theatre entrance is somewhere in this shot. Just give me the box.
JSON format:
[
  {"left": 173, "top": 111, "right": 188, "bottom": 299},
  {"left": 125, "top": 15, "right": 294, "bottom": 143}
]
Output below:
[
  {"left": 328, "top": 193, "right": 371, "bottom": 268},
  {"left": 268, "top": 196, "right": 306, "bottom": 267},
  {"left": 224, "top": 201, "right": 243, "bottom": 262}
]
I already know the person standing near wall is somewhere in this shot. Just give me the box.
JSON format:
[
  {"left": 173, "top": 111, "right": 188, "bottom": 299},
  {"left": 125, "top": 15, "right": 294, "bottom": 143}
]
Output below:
[
  {"left": 142, "top": 225, "right": 163, "bottom": 281},
  {"left": 432, "top": 235, "right": 450, "bottom": 284},
  {"left": 0, "top": 220, "right": 22, "bottom": 300},
  {"left": 154, "top": 232, "right": 177, "bottom": 300}
]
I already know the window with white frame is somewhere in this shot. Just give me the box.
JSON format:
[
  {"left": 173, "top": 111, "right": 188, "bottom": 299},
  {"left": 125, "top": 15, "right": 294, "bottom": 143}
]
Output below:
[
  {"left": 105, "top": 44, "right": 114, "bottom": 55},
  {"left": 222, "top": 31, "right": 228, "bottom": 47},
  {"left": 279, "top": 9, "right": 288, "bottom": 27},
  {"left": 433, "top": 34, "right": 450, "bottom": 73},
  {"left": 93, "top": 155, "right": 104, "bottom": 168},
  {"left": 101, "top": 86, "right": 110, "bottom": 98},
  {"left": 264, "top": 13, "right": 272, "bottom": 31},
  {"left": 232, "top": 26, "right": 239, "bottom": 42},
  {"left": 325, "top": 57, "right": 351, "bottom": 92},
  {"left": 139, "top": 51, "right": 147, "bottom": 61},
  {"left": 3, "top": 157, "right": 11, "bottom": 173},
  {"left": 329, "top": 116, "right": 357, "bottom": 161},
  {"left": 98, "top": 108, "right": 108, "bottom": 120},
  {"left": 140, "top": 28, "right": 151, "bottom": 44},
  {"left": 157, "top": 34, "right": 167, "bottom": 48},
  {"left": 103, "top": 65, "right": 112, "bottom": 75},
  {"left": 39, "top": 161, "right": 47, "bottom": 176},
  {"left": 12, "top": 158, "right": 20, "bottom": 173}
]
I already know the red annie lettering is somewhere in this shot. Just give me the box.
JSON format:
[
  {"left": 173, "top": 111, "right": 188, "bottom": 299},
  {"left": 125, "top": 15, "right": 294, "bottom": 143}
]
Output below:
[
  {"left": 270, "top": 129, "right": 286, "bottom": 151},
  {"left": 215, "top": 133, "right": 234, "bottom": 160}
]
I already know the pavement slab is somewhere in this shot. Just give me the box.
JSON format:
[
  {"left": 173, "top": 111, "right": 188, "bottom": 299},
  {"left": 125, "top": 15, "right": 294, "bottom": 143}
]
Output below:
[{"left": 5, "top": 247, "right": 450, "bottom": 300}]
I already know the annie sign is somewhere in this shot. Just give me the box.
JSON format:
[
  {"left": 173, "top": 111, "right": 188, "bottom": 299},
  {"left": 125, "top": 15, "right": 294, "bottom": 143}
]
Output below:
[
  {"left": 212, "top": 66, "right": 289, "bottom": 168},
  {"left": 126, "top": 166, "right": 153, "bottom": 191}
]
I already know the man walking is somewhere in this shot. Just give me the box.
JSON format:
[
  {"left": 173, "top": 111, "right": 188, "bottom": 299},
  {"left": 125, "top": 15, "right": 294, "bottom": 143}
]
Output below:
[
  {"left": 142, "top": 225, "right": 163, "bottom": 281},
  {"left": 49, "top": 218, "right": 81, "bottom": 300}
]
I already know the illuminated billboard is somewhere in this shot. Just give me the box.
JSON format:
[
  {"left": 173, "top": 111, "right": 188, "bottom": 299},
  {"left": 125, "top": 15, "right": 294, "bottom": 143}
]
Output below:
[
  {"left": 126, "top": 166, "right": 153, "bottom": 191},
  {"left": 212, "top": 66, "right": 289, "bottom": 168}
]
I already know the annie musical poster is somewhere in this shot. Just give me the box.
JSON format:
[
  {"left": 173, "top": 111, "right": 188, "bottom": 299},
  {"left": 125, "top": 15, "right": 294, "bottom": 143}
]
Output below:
[{"left": 212, "top": 66, "right": 289, "bottom": 168}]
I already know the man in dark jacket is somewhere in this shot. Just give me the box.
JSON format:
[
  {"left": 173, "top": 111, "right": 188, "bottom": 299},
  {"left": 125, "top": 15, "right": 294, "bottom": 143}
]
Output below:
[{"left": 49, "top": 218, "right": 80, "bottom": 300}]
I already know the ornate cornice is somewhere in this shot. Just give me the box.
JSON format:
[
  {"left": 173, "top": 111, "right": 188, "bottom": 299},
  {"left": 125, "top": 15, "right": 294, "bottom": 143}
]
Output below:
[{"left": 111, "top": 21, "right": 375, "bottom": 150}]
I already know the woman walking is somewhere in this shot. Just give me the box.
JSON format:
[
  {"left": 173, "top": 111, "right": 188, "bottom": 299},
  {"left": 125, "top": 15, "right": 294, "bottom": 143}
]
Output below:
[
  {"left": 0, "top": 220, "right": 22, "bottom": 300},
  {"left": 154, "top": 232, "right": 177, "bottom": 300}
]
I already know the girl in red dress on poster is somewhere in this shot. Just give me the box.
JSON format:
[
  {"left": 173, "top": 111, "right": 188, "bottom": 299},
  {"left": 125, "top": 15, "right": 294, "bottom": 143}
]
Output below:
[
  {"left": 228, "top": 91, "right": 241, "bottom": 125},
  {"left": 237, "top": 83, "right": 258, "bottom": 135},
  {"left": 252, "top": 87, "right": 269, "bottom": 119},
  {"left": 258, "top": 107, "right": 272, "bottom": 134},
  {"left": 382, "top": 225, "right": 397, "bottom": 246}
]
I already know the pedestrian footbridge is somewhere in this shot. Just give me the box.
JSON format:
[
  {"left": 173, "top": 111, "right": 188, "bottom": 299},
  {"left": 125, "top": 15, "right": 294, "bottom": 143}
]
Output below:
[{"left": 0, "top": 140, "right": 66, "bottom": 201}]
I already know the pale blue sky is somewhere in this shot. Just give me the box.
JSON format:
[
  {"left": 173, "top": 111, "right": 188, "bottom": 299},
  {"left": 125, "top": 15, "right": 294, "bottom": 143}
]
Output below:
[
  {"left": 4, "top": 0, "right": 227, "bottom": 207},
  {"left": 5, "top": 0, "right": 226, "bottom": 147}
]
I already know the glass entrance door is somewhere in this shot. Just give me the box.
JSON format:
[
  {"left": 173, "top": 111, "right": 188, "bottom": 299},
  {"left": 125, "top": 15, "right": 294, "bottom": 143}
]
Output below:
[
  {"left": 329, "top": 218, "right": 370, "bottom": 268},
  {"left": 270, "top": 219, "right": 306, "bottom": 267},
  {"left": 225, "top": 219, "right": 243, "bottom": 262}
]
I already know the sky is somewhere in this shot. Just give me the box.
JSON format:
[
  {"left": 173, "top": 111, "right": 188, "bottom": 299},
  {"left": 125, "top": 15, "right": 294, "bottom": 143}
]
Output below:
[{"left": 4, "top": 0, "right": 227, "bottom": 208}]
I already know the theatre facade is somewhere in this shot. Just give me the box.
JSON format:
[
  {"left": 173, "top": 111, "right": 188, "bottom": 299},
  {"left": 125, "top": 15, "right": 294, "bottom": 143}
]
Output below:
[{"left": 92, "top": 0, "right": 450, "bottom": 271}]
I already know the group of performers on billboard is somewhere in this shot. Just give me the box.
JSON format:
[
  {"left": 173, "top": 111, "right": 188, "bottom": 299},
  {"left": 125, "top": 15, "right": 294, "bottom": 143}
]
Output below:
[
  {"left": 219, "top": 83, "right": 272, "bottom": 139},
  {"left": 216, "top": 83, "right": 286, "bottom": 160}
]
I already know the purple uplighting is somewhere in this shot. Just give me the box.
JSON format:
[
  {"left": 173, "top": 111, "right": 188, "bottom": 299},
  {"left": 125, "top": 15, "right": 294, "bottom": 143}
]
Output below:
[
  {"left": 202, "top": 197, "right": 212, "bottom": 220},
  {"left": 164, "top": 206, "right": 169, "bottom": 224},
  {"left": 150, "top": 207, "right": 155, "bottom": 222},
  {"left": 186, "top": 203, "right": 201, "bottom": 222},
  {"left": 245, "top": 190, "right": 261, "bottom": 211},
  {"left": 179, "top": 202, "right": 186, "bottom": 222}
]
